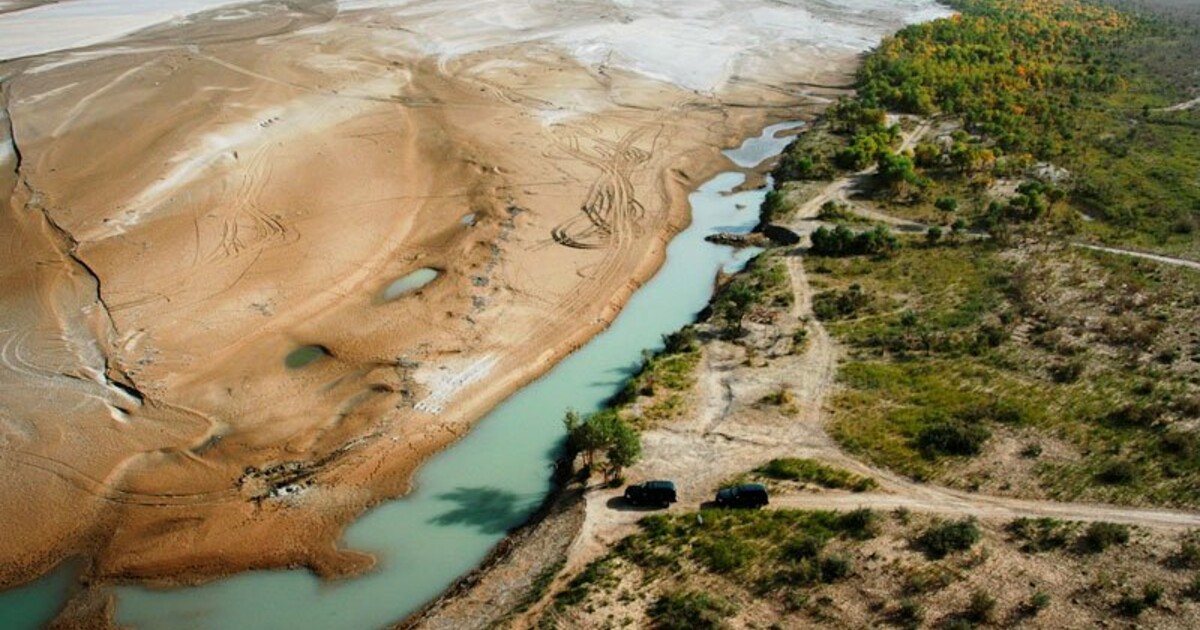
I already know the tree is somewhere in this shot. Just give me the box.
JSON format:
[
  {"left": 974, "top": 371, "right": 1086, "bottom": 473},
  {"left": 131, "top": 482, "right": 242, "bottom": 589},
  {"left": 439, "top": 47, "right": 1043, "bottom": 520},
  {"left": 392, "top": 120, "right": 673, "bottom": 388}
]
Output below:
[
  {"left": 563, "top": 409, "right": 605, "bottom": 469},
  {"left": 925, "top": 226, "right": 943, "bottom": 245},
  {"left": 563, "top": 409, "right": 642, "bottom": 481},
  {"left": 604, "top": 420, "right": 642, "bottom": 482},
  {"left": 717, "top": 281, "right": 758, "bottom": 336},
  {"left": 913, "top": 142, "right": 942, "bottom": 167},
  {"left": 935, "top": 196, "right": 959, "bottom": 213}
]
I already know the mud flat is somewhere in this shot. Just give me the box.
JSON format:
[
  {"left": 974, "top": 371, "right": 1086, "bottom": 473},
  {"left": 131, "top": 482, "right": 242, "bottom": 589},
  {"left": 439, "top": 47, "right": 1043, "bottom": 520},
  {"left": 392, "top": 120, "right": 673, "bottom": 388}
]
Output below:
[{"left": 0, "top": 0, "right": 950, "bottom": 627}]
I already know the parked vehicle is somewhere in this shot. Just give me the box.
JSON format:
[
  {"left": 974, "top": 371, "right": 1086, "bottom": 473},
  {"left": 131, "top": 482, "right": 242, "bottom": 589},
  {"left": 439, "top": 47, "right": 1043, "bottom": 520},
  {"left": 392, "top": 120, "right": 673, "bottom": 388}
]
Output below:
[
  {"left": 624, "top": 480, "right": 678, "bottom": 507},
  {"left": 714, "top": 483, "right": 769, "bottom": 508}
]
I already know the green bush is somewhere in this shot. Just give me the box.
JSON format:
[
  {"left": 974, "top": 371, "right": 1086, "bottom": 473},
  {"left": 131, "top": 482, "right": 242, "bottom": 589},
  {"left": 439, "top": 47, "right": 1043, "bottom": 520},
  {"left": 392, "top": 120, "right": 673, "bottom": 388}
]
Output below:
[
  {"left": 760, "top": 189, "right": 795, "bottom": 224},
  {"left": 1006, "top": 517, "right": 1073, "bottom": 553},
  {"left": 838, "top": 508, "right": 881, "bottom": 540},
  {"left": 1096, "top": 460, "right": 1137, "bottom": 485},
  {"left": 1077, "top": 522, "right": 1130, "bottom": 554},
  {"left": 916, "top": 418, "right": 991, "bottom": 458},
  {"left": 813, "top": 285, "right": 872, "bottom": 321},
  {"left": 894, "top": 598, "right": 924, "bottom": 628},
  {"left": 964, "top": 589, "right": 997, "bottom": 623},
  {"left": 1027, "top": 591, "right": 1051, "bottom": 615},
  {"left": 818, "top": 200, "right": 853, "bottom": 221},
  {"left": 1115, "top": 593, "right": 1148, "bottom": 618},
  {"left": 916, "top": 518, "right": 982, "bottom": 559},
  {"left": 756, "top": 458, "right": 877, "bottom": 492},
  {"left": 783, "top": 535, "right": 826, "bottom": 561},
  {"left": 820, "top": 554, "right": 853, "bottom": 582},
  {"left": 811, "top": 225, "right": 899, "bottom": 257},
  {"left": 1184, "top": 575, "right": 1200, "bottom": 601},
  {"left": 649, "top": 591, "right": 734, "bottom": 630},
  {"left": 695, "top": 536, "right": 756, "bottom": 574}
]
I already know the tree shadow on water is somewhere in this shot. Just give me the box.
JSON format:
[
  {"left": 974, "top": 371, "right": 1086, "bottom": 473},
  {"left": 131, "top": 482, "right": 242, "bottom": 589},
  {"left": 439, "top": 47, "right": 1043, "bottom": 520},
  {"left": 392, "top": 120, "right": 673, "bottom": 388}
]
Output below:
[{"left": 428, "top": 486, "right": 533, "bottom": 535}]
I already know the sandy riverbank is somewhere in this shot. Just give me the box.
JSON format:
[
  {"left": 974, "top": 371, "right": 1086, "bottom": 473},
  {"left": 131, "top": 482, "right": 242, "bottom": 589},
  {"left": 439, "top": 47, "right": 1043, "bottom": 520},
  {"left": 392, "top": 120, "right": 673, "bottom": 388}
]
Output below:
[{"left": 0, "top": 0, "right": 953, "bottom": 618}]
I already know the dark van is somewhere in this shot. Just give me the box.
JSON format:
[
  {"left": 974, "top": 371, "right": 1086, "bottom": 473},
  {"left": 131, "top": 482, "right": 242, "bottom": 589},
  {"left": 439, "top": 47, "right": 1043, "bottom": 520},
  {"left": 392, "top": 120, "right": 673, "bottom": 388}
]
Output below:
[
  {"left": 624, "top": 480, "right": 678, "bottom": 507},
  {"left": 714, "top": 483, "right": 769, "bottom": 508}
]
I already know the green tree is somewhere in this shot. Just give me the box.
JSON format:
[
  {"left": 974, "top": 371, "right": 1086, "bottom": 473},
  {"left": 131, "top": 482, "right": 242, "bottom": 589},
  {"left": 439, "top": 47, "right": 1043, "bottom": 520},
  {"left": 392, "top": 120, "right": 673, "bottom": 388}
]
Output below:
[{"left": 604, "top": 420, "right": 643, "bottom": 482}]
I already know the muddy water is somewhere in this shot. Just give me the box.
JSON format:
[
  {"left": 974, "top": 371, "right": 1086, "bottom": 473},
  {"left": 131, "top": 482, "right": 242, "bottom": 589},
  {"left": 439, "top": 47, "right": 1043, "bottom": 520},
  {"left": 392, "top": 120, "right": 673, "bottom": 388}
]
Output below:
[{"left": 0, "top": 126, "right": 788, "bottom": 630}]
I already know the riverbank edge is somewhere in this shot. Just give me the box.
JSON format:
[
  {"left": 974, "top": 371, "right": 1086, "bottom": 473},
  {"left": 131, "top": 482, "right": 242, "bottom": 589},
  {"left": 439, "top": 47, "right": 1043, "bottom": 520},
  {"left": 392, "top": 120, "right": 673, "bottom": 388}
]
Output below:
[{"left": 392, "top": 128, "right": 816, "bottom": 630}]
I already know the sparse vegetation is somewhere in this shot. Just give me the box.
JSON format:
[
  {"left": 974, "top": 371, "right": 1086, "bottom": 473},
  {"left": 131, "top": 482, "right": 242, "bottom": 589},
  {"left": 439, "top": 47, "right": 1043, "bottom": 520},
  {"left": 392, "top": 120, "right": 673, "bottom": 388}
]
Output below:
[
  {"left": 915, "top": 518, "right": 982, "bottom": 559},
  {"left": 544, "top": 508, "right": 1200, "bottom": 629},
  {"left": 754, "top": 458, "right": 878, "bottom": 492},
  {"left": 712, "top": 254, "right": 793, "bottom": 336},
  {"left": 648, "top": 591, "right": 733, "bottom": 630},
  {"left": 1078, "top": 521, "right": 1132, "bottom": 554}
]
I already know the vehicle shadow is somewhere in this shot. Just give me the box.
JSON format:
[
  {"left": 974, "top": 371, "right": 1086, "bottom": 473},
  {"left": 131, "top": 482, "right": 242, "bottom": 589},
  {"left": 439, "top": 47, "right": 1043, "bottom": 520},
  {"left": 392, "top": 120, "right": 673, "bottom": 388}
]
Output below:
[{"left": 606, "top": 496, "right": 668, "bottom": 512}]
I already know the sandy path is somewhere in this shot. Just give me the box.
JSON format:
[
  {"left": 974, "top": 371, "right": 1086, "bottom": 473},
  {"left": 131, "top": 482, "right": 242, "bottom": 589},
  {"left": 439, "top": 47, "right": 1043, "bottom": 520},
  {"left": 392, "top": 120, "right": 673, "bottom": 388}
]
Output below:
[
  {"left": 1159, "top": 95, "right": 1200, "bottom": 112},
  {"left": 1072, "top": 242, "right": 1200, "bottom": 271}
]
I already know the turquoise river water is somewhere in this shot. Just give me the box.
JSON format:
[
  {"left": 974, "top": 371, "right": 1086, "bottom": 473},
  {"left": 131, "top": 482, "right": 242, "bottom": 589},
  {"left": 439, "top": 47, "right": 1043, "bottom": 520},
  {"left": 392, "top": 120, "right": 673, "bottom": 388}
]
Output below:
[{"left": 0, "top": 122, "right": 800, "bottom": 630}]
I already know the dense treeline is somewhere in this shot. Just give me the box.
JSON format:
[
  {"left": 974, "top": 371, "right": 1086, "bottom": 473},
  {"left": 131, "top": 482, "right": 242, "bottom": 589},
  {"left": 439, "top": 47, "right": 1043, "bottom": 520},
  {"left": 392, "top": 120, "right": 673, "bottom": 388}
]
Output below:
[
  {"left": 858, "top": 0, "right": 1132, "bottom": 158},
  {"left": 776, "top": 0, "right": 1200, "bottom": 251}
]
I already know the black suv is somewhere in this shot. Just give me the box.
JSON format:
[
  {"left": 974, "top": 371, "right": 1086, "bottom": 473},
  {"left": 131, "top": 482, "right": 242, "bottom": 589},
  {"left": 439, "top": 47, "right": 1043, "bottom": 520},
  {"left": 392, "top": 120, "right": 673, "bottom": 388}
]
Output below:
[
  {"left": 714, "top": 483, "right": 769, "bottom": 508},
  {"left": 623, "top": 480, "right": 678, "bottom": 507}
]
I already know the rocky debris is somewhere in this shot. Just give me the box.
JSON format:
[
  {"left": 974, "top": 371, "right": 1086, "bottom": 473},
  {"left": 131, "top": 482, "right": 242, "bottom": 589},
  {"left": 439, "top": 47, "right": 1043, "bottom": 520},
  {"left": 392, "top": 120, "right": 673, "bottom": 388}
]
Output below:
[{"left": 705, "top": 232, "right": 770, "bottom": 248}]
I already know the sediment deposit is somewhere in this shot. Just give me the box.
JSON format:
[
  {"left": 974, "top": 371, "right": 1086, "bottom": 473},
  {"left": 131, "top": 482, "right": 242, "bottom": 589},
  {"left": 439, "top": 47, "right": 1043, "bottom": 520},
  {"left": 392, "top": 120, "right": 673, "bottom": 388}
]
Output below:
[{"left": 0, "top": 0, "right": 948, "bottom": 598}]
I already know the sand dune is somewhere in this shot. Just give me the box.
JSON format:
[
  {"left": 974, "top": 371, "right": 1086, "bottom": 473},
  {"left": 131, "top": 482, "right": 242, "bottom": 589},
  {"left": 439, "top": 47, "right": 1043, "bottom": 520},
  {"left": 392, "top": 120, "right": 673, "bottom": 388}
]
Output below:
[{"left": 0, "top": 0, "right": 950, "bottom": 618}]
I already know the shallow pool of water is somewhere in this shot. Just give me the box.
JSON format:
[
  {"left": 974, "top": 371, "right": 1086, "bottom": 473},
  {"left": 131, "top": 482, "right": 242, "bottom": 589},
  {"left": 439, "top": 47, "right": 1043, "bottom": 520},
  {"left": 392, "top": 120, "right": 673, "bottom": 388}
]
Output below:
[
  {"left": 284, "top": 345, "right": 330, "bottom": 369},
  {"left": 723, "top": 121, "right": 805, "bottom": 169},
  {"left": 0, "top": 125, "right": 789, "bottom": 630},
  {"left": 379, "top": 268, "right": 440, "bottom": 302}
]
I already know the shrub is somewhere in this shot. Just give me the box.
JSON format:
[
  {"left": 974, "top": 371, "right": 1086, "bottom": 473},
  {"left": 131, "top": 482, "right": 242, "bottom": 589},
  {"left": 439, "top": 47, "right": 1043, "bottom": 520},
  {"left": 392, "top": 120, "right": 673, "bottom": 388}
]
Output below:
[
  {"left": 755, "top": 458, "right": 877, "bottom": 492},
  {"left": 662, "top": 327, "right": 699, "bottom": 354},
  {"left": 1077, "top": 522, "right": 1130, "bottom": 554},
  {"left": 791, "top": 327, "right": 809, "bottom": 352},
  {"left": 695, "top": 536, "right": 755, "bottom": 574},
  {"left": 916, "top": 419, "right": 991, "bottom": 458},
  {"left": 916, "top": 518, "right": 982, "bottom": 559},
  {"left": 1007, "top": 517, "right": 1072, "bottom": 553},
  {"left": 820, "top": 554, "right": 853, "bottom": 582},
  {"left": 838, "top": 508, "right": 881, "bottom": 539},
  {"left": 783, "top": 535, "right": 826, "bottom": 561},
  {"left": 1184, "top": 575, "right": 1200, "bottom": 601},
  {"left": 1096, "top": 460, "right": 1137, "bottom": 485},
  {"left": 904, "top": 564, "right": 957, "bottom": 594},
  {"left": 818, "top": 200, "right": 852, "bottom": 221},
  {"left": 1048, "top": 358, "right": 1085, "bottom": 383},
  {"left": 1174, "top": 540, "right": 1200, "bottom": 570},
  {"left": 935, "top": 196, "right": 959, "bottom": 213},
  {"left": 925, "top": 226, "right": 943, "bottom": 245},
  {"left": 894, "top": 598, "right": 924, "bottom": 628},
  {"left": 649, "top": 591, "right": 734, "bottom": 630},
  {"left": 810, "top": 225, "right": 898, "bottom": 257},
  {"left": 813, "top": 285, "right": 872, "bottom": 321},
  {"left": 760, "top": 189, "right": 795, "bottom": 224},
  {"left": 1026, "top": 591, "right": 1051, "bottom": 616},
  {"left": 964, "top": 589, "right": 997, "bottom": 623},
  {"left": 1143, "top": 582, "right": 1164, "bottom": 607},
  {"left": 1115, "top": 593, "right": 1147, "bottom": 617}
]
